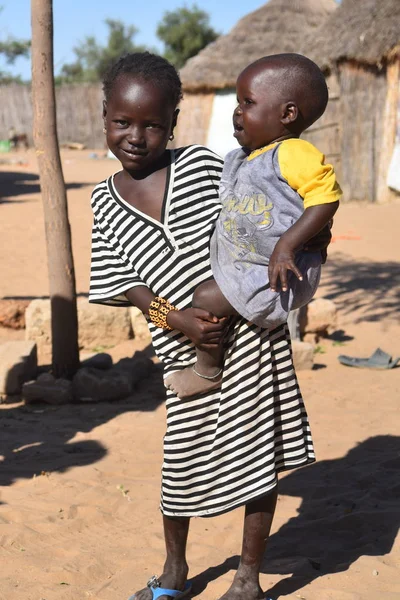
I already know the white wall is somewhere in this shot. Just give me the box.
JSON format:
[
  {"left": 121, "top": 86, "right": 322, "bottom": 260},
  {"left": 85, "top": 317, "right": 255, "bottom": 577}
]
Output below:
[{"left": 206, "top": 90, "right": 239, "bottom": 158}]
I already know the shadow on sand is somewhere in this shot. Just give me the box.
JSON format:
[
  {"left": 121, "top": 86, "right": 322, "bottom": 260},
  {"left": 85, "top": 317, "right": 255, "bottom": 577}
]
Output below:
[
  {"left": 0, "top": 347, "right": 166, "bottom": 489},
  {"left": 320, "top": 252, "right": 400, "bottom": 323},
  {"left": 0, "top": 170, "right": 96, "bottom": 201},
  {"left": 190, "top": 435, "right": 400, "bottom": 598}
]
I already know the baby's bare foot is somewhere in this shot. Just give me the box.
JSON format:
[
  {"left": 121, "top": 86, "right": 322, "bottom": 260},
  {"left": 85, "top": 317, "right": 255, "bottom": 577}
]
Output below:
[{"left": 165, "top": 365, "right": 222, "bottom": 399}]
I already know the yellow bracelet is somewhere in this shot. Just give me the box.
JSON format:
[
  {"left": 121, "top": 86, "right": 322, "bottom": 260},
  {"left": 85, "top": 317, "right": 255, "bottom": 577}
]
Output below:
[{"left": 148, "top": 296, "right": 178, "bottom": 330}]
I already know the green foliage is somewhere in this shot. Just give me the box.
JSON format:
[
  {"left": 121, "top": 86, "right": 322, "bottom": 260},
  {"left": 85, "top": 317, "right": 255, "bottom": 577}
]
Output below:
[
  {"left": 0, "top": 6, "right": 31, "bottom": 83},
  {"left": 157, "top": 4, "right": 219, "bottom": 69},
  {"left": 0, "top": 39, "right": 30, "bottom": 63},
  {"left": 57, "top": 19, "right": 149, "bottom": 84}
]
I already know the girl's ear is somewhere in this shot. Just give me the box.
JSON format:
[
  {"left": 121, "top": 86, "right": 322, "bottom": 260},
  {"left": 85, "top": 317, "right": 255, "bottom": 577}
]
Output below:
[
  {"left": 170, "top": 108, "right": 180, "bottom": 138},
  {"left": 102, "top": 100, "right": 107, "bottom": 120},
  {"left": 172, "top": 108, "right": 180, "bottom": 130},
  {"left": 281, "top": 101, "right": 298, "bottom": 125}
]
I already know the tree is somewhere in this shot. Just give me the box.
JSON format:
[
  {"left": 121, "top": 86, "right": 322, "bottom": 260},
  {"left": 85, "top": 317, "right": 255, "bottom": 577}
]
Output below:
[
  {"left": 0, "top": 7, "right": 30, "bottom": 82},
  {"left": 58, "top": 19, "right": 148, "bottom": 83},
  {"left": 157, "top": 4, "right": 219, "bottom": 69},
  {"left": 31, "top": 0, "right": 80, "bottom": 378}
]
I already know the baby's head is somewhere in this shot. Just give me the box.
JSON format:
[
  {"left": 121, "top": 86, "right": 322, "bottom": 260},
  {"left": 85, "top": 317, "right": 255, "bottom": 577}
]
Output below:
[
  {"left": 102, "top": 52, "right": 182, "bottom": 172},
  {"left": 233, "top": 53, "right": 328, "bottom": 151}
]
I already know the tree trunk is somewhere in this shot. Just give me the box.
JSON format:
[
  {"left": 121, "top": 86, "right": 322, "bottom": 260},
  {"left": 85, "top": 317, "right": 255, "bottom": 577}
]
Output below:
[{"left": 31, "top": 0, "right": 80, "bottom": 378}]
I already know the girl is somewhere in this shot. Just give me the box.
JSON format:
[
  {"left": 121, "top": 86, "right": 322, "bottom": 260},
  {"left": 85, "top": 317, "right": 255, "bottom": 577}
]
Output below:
[{"left": 89, "top": 52, "right": 320, "bottom": 600}]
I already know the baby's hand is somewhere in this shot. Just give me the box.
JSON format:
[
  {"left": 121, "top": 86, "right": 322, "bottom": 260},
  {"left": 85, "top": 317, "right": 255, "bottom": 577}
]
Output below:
[
  {"left": 269, "top": 240, "right": 303, "bottom": 292},
  {"left": 167, "top": 307, "right": 226, "bottom": 347}
]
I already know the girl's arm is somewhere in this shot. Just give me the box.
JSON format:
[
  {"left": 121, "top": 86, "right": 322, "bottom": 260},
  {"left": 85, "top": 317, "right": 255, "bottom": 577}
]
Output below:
[
  {"left": 268, "top": 201, "right": 339, "bottom": 292},
  {"left": 125, "top": 286, "right": 225, "bottom": 347}
]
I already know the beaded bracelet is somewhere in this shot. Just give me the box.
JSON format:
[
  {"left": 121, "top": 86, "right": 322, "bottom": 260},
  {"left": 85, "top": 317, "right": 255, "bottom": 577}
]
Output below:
[{"left": 148, "top": 296, "right": 178, "bottom": 330}]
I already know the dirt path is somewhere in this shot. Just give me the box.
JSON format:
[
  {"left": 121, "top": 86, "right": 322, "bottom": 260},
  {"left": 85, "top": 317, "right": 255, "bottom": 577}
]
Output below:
[{"left": 0, "top": 149, "right": 399, "bottom": 600}]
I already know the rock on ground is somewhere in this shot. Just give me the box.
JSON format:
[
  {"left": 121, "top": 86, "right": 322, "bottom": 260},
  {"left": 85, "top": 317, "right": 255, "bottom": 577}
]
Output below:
[
  {"left": 0, "top": 340, "right": 37, "bottom": 395},
  {"left": 292, "top": 339, "right": 314, "bottom": 371},
  {"left": 0, "top": 299, "right": 30, "bottom": 329},
  {"left": 25, "top": 298, "right": 133, "bottom": 361}
]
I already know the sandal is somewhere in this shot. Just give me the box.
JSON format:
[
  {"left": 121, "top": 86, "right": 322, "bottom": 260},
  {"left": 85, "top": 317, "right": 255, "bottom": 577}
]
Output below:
[
  {"left": 338, "top": 347, "right": 399, "bottom": 370},
  {"left": 129, "top": 575, "right": 192, "bottom": 599}
]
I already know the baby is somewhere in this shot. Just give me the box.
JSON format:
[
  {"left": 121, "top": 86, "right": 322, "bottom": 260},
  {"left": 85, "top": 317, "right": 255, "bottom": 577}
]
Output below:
[{"left": 166, "top": 53, "right": 341, "bottom": 398}]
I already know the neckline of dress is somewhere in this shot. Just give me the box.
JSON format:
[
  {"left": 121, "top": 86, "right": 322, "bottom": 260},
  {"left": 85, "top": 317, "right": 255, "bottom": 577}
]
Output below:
[{"left": 109, "top": 149, "right": 175, "bottom": 228}]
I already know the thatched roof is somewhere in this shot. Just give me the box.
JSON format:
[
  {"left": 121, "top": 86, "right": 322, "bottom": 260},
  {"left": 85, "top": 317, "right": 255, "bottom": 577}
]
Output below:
[
  {"left": 180, "top": 0, "right": 337, "bottom": 92},
  {"left": 305, "top": 0, "right": 400, "bottom": 69}
]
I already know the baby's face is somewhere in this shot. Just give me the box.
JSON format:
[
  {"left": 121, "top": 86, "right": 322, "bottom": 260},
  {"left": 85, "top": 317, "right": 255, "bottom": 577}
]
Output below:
[{"left": 233, "top": 65, "right": 289, "bottom": 151}]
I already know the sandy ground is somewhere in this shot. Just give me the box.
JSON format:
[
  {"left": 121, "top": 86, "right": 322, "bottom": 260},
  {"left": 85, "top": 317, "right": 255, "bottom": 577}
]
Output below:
[{"left": 0, "top": 149, "right": 400, "bottom": 600}]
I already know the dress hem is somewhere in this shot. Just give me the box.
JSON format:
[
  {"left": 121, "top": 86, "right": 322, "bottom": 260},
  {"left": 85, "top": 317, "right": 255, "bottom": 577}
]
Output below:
[{"left": 160, "top": 455, "right": 315, "bottom": 518}]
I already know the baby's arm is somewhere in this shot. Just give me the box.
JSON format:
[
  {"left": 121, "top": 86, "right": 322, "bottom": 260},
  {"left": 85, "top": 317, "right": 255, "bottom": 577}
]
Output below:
[
  {"left": 125, "top": 286, "right": 225, "bottom": 346},
  {"left": 269, "top": 201, "right": 339, "bottom": 292}
]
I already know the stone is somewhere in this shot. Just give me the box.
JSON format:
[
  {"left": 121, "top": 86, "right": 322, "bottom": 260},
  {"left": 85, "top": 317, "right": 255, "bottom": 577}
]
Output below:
[
  {"left": 292, "top": 340, "right": 314, "bottom": 371},
  {"left": 300, "top": 298, "right": 337, "bottom": 338},
  {"left": 130, "top": 307, "right": 152, "bottom": 344},
  {"left": 22, "top": 377, "right": 73, "bottom": 405},
  {"left": 72, "top": 367, "right": 132, "bottom": 402},
  {"left": 112, "top": 351, "right": 155, "bottom": 387},
  {"left": 81, "top": 352, "right": 113, "bottom": 370},
  {"left": 0, "top": 299, "right": 30, "bottom": 329},
  {"left": 25, "top": 298, "right": 133, "bottom": 360},
  {"left": 0, "top": 340, "right": 37, "bottom": 395},
  {"left": 303, "top": 332, "right": 318, "bottom": 345},
  {"left": 77, "top": 299, "right": 132, "bottom": 349}
]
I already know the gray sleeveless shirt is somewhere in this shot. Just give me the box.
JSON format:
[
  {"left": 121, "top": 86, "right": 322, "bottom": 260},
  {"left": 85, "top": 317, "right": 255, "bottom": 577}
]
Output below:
[{"left": 210, "top": 143, "right": 322, "bottom": 329}]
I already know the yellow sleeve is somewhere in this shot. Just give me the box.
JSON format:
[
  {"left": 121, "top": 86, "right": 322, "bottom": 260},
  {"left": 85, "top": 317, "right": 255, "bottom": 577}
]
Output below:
[{"left": 278, "top": 139, "right": 342, "bottom": 209}]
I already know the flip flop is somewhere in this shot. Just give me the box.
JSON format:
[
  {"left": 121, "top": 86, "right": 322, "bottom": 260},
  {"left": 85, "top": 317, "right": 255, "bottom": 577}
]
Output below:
[
  {"left": 128, "top": 575, "right": 192, "bottom": 600},
  {"left": 338, "top": 347, "right": 399, "bottom": 370}
]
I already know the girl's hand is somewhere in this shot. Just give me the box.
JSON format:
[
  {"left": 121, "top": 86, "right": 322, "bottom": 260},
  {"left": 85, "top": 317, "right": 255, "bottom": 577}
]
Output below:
[
  {"left": 167, "top": 307, "right": 227, "bottom": 347},
  {"left": 269, "top": 240, "right": 303, "bottom": 293}
]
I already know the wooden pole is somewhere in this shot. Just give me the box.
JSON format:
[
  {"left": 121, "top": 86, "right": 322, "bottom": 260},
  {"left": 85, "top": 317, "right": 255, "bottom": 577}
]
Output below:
[{"left": 31, "top": 0, "right": 80, "bottom": 378}]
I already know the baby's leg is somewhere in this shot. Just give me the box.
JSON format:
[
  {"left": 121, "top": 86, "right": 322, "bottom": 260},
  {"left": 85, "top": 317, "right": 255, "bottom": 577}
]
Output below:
[{"left": 165, "top": 279, "right": 236, "bottom": 399}]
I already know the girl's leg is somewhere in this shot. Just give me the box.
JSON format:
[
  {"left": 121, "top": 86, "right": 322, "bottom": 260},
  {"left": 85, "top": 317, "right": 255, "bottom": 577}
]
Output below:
[
  {"left": 165, "top": 279, "right": 236, "bottom": 398},
  {"left": 133, "top": 515, "right": 190, "bottom": 600},
  {"left": 218, "top": 488, "right": 278, "bottom": 600}
]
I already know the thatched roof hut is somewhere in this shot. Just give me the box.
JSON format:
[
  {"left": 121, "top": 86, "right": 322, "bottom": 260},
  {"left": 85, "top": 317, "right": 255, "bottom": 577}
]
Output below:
[
  {"left": 306, "top": 0, "right": 400, "bottom": 70},
  {"left": 176, "top": 0, "right": 338, "bottom": 155},
  {"left": 176, "top": 0, "right": 399, "bottom": 202},
  {"left": 303, "top": 0, "right": 400, "bottom": 202},
  {"left": 180, "top": 0, "right": 337, "bottom": 91}
]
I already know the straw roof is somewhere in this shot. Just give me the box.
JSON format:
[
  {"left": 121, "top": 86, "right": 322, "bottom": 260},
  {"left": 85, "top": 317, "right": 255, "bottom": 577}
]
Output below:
[
  {"left": 305, "top": 0, "right": 400, "bottom": 69},
  {"left": 180, "top": 0, "right": 337, "bottom": 91}
]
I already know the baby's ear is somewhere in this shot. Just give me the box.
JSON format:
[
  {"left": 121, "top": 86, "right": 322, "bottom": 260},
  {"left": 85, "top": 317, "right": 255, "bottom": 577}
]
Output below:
[
  {"left": 281, "top": 102, "right": 298, "bottom": 125},
  {"left": 102, "top": 100, "right": 107, "bottom": 119}
]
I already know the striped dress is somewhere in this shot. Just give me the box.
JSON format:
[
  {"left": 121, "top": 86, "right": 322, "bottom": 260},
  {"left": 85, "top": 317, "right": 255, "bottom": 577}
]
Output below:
[{"left": 89, "top": 145, "right": 315, "bottom": 518}]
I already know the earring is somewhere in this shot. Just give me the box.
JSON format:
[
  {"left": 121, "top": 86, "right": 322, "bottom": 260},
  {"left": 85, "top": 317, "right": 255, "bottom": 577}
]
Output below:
[
  {"left": 169, "top": 133, "right": 174, "bottom": 141},
  {"left": 103, "top": 127, "right": 106, "bottom": 134}
]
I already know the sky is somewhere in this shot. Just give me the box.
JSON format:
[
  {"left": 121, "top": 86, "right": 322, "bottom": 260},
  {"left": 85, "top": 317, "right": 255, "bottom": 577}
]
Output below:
[{"left": 0, "top": 0, "right": 267, "bottom": 80}]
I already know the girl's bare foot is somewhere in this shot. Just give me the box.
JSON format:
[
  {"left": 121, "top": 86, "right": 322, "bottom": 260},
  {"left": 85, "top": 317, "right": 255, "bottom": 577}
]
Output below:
[
  {"left": 165, "top": 365, "right": 222, "bottom": 399},
  {"left": 217, "top": 578, "right": 265, "bottom": 600}
]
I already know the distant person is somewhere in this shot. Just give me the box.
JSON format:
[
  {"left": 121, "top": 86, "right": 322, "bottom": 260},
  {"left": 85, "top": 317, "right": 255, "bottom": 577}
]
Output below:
[
  {"left": 166, "top": 53, "right": 341, "bottom": 399},
  {"left": 8, "top": 126, "right": 29, "bottom": 150},
  {"left": 89, "top": 52, "right": 332, "bottom": 600}
]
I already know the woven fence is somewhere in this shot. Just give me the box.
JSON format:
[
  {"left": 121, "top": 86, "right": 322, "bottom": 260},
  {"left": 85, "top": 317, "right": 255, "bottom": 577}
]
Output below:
[{"left": 0, "top": 83, "right": 105, "bottom": 149}]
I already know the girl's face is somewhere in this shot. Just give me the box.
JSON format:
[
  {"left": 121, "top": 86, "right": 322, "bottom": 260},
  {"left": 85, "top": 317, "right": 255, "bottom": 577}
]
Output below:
[{"left": 103, "top": 75, "right": 178, "bottom": 173}]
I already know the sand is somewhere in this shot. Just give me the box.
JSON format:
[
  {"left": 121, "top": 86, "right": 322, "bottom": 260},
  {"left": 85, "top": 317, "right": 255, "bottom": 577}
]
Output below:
[{"left": 0, "top": 148, "right": 399, "bottom": 600}]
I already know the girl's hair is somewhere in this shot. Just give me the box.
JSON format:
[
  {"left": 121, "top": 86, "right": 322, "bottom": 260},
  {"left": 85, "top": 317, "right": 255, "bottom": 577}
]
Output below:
[{"left": 103, "top": 52, "right": 183, "bottom": 107}]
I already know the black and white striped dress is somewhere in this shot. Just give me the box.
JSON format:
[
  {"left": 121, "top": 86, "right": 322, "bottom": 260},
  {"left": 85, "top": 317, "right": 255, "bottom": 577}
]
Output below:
[{"left": 89, "top": 145, "right": 315, "bottom": 518}]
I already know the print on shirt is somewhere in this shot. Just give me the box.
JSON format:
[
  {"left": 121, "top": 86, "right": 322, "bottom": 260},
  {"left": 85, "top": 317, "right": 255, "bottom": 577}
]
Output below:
[{"left": 220, "top": 190, "right": 274, "bottom": 261}]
